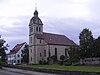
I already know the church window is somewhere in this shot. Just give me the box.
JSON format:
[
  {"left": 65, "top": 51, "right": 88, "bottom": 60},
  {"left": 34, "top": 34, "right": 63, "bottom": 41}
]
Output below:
[
  {"left": 44, "top": 50, "right": 46, "bottom": 57},
  {"left": 55, "top": 48, "right": 57, "bottom": 57},
  {"left": 36, "top": 27, "right": 38, "bottom": 32},
  {"left": 65, "top": 48, "right": 68, "bottom": 57},
  {"left": 31, "top": 49, "right": 32, "bottom": 53},
  {"left": 31, "top": 57, "right": 32, "bottom": 61},
  {"left": 40, "top": 53, "right": 42, "bottom": 57}
]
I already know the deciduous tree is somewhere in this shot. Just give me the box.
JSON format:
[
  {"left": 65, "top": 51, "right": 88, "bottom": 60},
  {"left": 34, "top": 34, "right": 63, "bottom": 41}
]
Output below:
[{"left": 22, "top": 44, "right": 29, "bottom": 63}]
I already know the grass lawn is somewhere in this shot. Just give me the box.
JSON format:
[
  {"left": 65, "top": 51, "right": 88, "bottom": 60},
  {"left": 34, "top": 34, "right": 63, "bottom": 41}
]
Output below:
[{"left": 18, "top": 64, "right": 100, "bottom": 72}]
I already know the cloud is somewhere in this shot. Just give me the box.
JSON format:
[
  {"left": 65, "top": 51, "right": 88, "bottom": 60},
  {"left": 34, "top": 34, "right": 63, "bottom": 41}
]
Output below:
[
  {"left": 0, "top": 0, "right": 100, "bottom": 52},
  {"left": 43, "top": 17, "right": 100, "bottom": 44},
  {"left": 0, "top": 16, "right": 30, "bottom": 51}
]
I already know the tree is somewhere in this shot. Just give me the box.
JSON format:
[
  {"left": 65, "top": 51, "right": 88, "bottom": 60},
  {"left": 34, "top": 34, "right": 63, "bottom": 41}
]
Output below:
[
  {"left": 68, "top": 47, "right": 80, "bottom": 64},
  {"left": 60, "top": 55, "right": 65, "bottom": 65},
  {"left": 79, "top": 28, "right": 94, "bottom": 58},
  {"left": 92, "top": 36, "right": 100, "bottom": 57},
  {"left": 50, "top": 55, "right": 57, "bottom": 64},
  {"left": 0, "top": 37, "right": 8, "bottom": 62},
  {"left": 22, "top": 44, "right": 29, "bottom": 63},
  {"left": 60, "top": 55, "right": 65, "bottom": 61}
]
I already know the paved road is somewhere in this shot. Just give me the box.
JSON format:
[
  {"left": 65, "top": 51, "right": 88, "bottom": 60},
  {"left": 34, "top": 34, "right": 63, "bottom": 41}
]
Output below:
[{"left": 0, "top": 67, "right": 59, "bottom": 75}]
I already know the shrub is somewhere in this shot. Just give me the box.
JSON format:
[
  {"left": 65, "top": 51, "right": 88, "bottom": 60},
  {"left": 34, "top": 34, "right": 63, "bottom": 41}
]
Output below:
[{"left": 39, "top": 60, "right": 42, "bottom": 64}]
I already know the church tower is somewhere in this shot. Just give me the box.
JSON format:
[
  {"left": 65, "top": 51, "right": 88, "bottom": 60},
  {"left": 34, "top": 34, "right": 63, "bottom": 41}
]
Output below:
[{"left": 29, "top": 9, "right": 43, "bottom": 64}]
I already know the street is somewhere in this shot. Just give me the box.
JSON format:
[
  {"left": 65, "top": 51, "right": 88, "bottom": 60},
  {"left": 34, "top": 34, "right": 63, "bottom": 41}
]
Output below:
[{"left": 0, "top": 67, "right": 59, "bottom": 75}]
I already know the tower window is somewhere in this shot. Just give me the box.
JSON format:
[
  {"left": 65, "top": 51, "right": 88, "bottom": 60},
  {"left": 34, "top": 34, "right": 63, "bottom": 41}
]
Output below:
[
  {"left": 31, "top": 49, "right": 32, "bottom": 53},
  {"left": 38, "top": 20, "right": 40, "bottom": 24},
  {"left": 65, "top": 48, "right": 68, "bottom": 57},
  {"left": 39, "top": 27, "right": 41, "bottom": 32},
  {"left": 40, "top": 53, "right": 42, "bottom": 57},
  {"left": 40, "top": 39, "right": 41, "bottom": 43},
  {"left": 30, "top": 27, "right": 33, "bottom": 32},
  {"left": 30, "top": 37, "right": 32, "bottom": 43},
  {"left": 36, "top": 27, "right": 38, "bottom": 32}
]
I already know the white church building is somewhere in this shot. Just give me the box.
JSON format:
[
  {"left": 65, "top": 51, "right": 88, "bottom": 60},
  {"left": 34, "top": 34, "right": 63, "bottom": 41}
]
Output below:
[{"left": 29, "top": 9, "right": 77, "bottom": 64}]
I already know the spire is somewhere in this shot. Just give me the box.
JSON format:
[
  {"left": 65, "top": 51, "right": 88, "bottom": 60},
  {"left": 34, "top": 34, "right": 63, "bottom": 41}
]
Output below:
[
  {"left": 35, "top": 3, "right": 37, "bottom": 10},
  {"left": 34, "top": 3, "right": 38, "bottom": 17}
]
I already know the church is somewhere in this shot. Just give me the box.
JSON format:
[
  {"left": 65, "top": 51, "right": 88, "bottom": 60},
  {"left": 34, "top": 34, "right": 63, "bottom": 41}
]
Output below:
[{"left": 29, "top": 9, "right": 77, "bottom": 64}]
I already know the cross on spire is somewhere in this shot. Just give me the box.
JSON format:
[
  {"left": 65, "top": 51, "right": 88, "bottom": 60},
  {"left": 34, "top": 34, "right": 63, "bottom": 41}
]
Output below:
[{"left": 35, "top": 3, "right": 37, "bottom": 10}]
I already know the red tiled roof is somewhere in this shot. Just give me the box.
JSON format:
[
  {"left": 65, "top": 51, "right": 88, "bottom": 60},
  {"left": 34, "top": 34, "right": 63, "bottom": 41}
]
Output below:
[
  {"left": 36, "top": 32, "right": 77, "bottom": 46},
  {"left": 7, "top": 42, "right": 25, "bottom": 55}
]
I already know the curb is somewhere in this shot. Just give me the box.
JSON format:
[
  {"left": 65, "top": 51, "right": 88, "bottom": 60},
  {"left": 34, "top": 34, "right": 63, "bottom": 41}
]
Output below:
[{"left": 2, "top": 65, "right": 100, "bottom": 75}]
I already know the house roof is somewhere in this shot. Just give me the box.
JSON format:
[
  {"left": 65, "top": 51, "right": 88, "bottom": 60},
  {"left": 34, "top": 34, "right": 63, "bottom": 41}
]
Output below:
[
  {"left": 36, "top": 32, "right": 77, "bottom": 46},
  {"left": 7, "top": 42, "right": 26, "bottom": 55}
]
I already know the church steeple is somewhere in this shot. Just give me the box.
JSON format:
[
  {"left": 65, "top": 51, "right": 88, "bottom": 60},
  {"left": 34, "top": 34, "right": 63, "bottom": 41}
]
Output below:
[
  {"left": 34, "top": 10, "right": 38, "bottom": 17},
  {"left": 34, "top": 4, "right": 38, "bottom": 17}
]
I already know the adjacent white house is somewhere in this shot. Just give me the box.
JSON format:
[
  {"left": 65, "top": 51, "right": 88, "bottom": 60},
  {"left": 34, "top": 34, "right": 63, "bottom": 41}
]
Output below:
[
  {"left": 29, "top": 9, "right": 77, "bottom": 64},
  {"left": 7, "top": 42, "right": 27, "bottom": 64}
]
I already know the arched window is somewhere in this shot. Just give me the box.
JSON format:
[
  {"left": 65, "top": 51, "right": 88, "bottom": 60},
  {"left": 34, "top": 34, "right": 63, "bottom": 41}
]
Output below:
[
  {"left": 36, "top": 27, "right": 38, "bottom": 32},
  {"left": 65, "top": 48, "right": 68, "bottom": 57},
  {"left": 40, "top": 53, "right": 42, "bottom": 57},
  {"left": 44, "top": 50, "right": 46, "bottom": 57},
  {"left": 55, "top": 48, "right": 57, "bottom": 57},
  {"left": 30, "top": 27, "right": 33, "bottom": 32},
  {"left": 39, "top": 27, "right": 41, "bottom": 32}
]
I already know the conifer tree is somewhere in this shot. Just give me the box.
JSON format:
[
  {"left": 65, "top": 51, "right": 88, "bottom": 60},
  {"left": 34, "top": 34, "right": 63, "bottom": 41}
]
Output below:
[{"left": 79, "top": 28, "right": 94, "bottom": 58}]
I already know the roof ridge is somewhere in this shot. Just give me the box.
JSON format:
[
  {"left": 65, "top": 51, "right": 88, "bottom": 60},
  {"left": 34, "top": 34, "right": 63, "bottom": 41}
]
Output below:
[
  {"left": 7, "top": 42, "right": 26, "bottom": 55},
  {"left": 43, "top": 32, "right": 65, "bottom": 36}
]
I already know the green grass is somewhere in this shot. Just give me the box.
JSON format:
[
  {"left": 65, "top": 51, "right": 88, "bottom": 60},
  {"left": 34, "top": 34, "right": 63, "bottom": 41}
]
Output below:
[{"left": 17, "top": 64, "right": 100, "bottom": 72}]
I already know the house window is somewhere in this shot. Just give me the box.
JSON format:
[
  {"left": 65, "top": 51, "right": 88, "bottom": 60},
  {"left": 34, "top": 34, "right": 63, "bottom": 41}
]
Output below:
[
  {"left": 21, "top": 50, "right": 23, "bottom": 53},
  {"left": 14, "top": 55, "right": 16, "bottom": 59},
  {"left": 40, "top": 53, "right": 42, "bottom": 57},
  {"left": 44, "top": 50, "right": 46, "bottom": 57},
  {"left": 55, "top": 48, "right": 57, "bottom": 57},
  {"left": 17, "top": 60, "right": 20, "bottom": 63},
  {"left": 21, "top": 54, "right": 23, "bottom": 57},
  {"left": 18, "top": 55, "right": 20, "bottom": 57},
  {"left": 14, "top": 60, "right": 16, "bottom": 63}
]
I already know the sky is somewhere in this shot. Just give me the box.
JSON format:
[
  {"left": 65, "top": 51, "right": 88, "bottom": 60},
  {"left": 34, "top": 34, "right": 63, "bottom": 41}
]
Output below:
[{"left": 0, "top": 0, "right": 100, "bottom": 52}]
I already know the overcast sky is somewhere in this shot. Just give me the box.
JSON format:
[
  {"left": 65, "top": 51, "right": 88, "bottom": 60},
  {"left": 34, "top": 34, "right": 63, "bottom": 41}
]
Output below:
[{"left": 0, "top": 0, "right": 100, "bottom": 51}]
